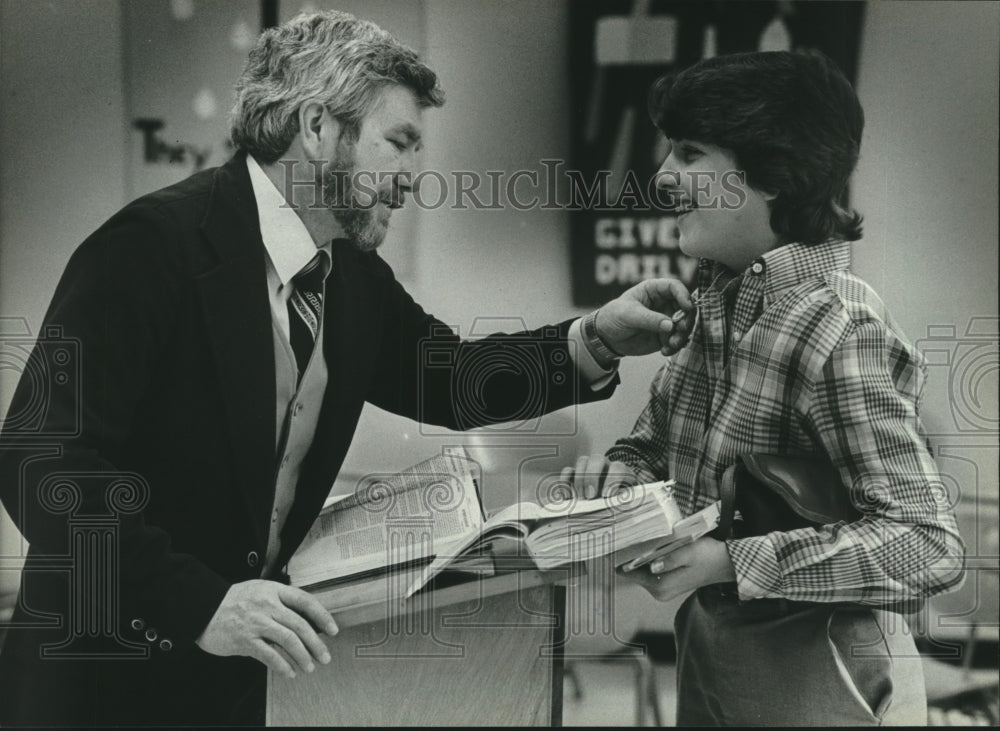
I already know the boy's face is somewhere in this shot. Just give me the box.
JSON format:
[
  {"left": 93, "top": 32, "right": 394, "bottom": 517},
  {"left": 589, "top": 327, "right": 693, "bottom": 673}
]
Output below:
[{"left": 655, "top": 138, "right": 779, "bottom": 272}]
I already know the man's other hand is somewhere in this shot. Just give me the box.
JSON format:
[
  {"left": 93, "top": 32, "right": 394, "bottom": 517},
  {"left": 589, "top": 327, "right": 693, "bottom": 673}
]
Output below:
[
  {"left": 595, "top": 278, "right": 695, "bottom": 357},
  {"left": 196, "top": 580, "right": 339, "bottom": 678}
]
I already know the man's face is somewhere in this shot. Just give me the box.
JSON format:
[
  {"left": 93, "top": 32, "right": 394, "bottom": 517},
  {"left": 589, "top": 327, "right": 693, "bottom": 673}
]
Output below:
[
  {"left": 322, "top": 85, "right": 423, "bottom": 252},
  {"left": 655, "top": 138, "right": 778, "bottom": 272}
]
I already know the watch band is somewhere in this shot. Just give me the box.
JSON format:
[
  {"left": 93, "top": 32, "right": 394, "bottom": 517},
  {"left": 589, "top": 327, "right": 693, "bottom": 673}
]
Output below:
[{"left": 582, "top": 310, "right": 622, "bottom": 369}]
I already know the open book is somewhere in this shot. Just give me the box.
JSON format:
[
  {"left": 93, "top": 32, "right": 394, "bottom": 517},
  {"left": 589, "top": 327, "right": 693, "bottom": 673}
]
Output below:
[
  {"left": 288, "top": 448, "right": 720, "bottom": 598},
  {"left": 288, "top": 448, "right": 486, "bottom": 591}
]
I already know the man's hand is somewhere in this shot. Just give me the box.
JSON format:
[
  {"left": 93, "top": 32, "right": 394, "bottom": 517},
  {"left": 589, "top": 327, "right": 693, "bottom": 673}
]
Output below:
[
  {"left": 618, "top": 536, "right": 737, "bottom": 603},
  {"left": 594, "top": 278, "right": 695, "bottom": 357},
  {"left": 558, "top": 455, "right": 639, "bottom": 499},
  {"left": 196, "top": 580, "right": 339, "bottom": 679}
]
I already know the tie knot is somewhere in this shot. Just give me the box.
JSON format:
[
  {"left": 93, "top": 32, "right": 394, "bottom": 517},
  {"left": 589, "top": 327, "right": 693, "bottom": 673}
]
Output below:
[{"left": 294, "top": 251, "right": 329, "bottom": 292}]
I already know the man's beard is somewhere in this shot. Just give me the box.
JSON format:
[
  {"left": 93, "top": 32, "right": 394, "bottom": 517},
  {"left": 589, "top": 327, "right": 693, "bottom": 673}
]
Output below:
[{"left": 321, "top": 142, "right": 390, "bottom": 253}]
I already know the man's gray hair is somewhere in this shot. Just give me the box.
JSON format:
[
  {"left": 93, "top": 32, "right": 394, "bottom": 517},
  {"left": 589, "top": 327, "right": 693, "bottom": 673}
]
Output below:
[{"left": 230, "top": 10, "right": 444, "bottom": 163}]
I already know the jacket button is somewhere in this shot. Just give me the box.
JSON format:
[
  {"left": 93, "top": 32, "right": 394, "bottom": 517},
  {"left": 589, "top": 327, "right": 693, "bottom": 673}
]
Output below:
[
  {"left": 247, "top": 551, "right": 260, "bottom": 568},
  {"left": 144, "top": 628, "right": 158, "bottom": 642},
  {"left": 159, "top": 638, "right": 173, "bottom": 652},
  {"left": 130, "top": 618, "right": 145, "bottom": 631}
]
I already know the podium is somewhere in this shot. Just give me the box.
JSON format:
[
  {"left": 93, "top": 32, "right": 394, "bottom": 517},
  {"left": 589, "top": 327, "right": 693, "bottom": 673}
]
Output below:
[{"left": 267, "top": 566, "right": 576, "bottom": 726}]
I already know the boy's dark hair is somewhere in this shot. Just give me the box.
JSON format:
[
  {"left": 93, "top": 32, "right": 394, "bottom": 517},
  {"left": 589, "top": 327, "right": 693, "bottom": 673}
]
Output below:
[{"left": 648, "top": 50, "right": 864, "bottom": 245}]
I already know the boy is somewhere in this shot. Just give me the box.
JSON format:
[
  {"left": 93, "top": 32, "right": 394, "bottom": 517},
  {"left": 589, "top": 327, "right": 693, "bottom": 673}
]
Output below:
[{"left": 563, "top": 51, "right": 965, "bottom": 725}]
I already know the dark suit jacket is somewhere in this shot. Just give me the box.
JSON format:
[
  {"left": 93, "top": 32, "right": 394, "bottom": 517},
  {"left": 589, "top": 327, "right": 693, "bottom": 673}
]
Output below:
[{"left": 0, "top": 153, "right": 616, "bottom": 725}]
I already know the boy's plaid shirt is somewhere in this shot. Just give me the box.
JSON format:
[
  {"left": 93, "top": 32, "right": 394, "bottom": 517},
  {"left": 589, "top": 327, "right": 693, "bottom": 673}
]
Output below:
[{"left": 607, "top": 241, "right": 965, "bottom": 606}]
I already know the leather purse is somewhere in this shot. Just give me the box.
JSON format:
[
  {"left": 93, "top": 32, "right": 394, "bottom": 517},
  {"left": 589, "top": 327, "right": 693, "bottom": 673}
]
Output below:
[{"left": 711, "top": 454, "right": 860, "bottom": 540}]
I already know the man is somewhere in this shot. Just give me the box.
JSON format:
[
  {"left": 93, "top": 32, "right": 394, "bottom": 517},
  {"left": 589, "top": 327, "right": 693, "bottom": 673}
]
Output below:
[{"left": 0, "top": 11, "right": 692, "bottom": 726}]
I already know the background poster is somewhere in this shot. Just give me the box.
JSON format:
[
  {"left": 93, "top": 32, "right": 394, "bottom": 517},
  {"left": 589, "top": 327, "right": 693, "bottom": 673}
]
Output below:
[{"left": 568, "top": 0, "right": 865, "bottom": 306}]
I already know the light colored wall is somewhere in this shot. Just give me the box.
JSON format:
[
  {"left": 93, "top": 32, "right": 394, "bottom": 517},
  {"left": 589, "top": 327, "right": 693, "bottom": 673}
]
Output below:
[
  {"left": 0, "top": 0, "right": 128, "bottom": 344},
  {"left": 122, "top": 0, "right": 258, "bottom": 201},
  {"left": 0, "top": 0, "right": 128, "bottom": 596},
  {"left": 852, "top": 0, "right": 999, "bottom": 635},
  {"left": 853, "top": 0, "right": 998, "bottom": 506},
  {"left": 853, "top": 0, "right": 999, "bottom": 436}
]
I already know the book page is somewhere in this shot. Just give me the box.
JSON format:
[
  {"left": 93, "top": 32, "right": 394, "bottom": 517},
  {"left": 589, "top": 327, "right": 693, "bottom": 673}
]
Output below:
[
  {"left": 404, "top": 482, "right": 678, "bottom": 598},
  {"left": 525, "top": 481, "right": 702, "bottom": 569},
  {"left": 484, "top": 489, "right": 656, "bottom": 527},
  {"left": 289, "top": 448, "right": 484, "bottom": 587},
  {"left": 615, "top": 501, "right": 722, "bottom": 570}
]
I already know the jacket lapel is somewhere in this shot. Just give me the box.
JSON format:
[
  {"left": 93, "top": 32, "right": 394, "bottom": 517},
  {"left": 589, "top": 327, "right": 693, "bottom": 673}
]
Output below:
[
  {"left": 196, "top": 154, "right": 277, "bottom": 548},
  {"left": 193, "top": 160, "right": 388, "bottom": 560},
  {"left": 276, "top": 242, "right": 384, "bottom": 564},
  {"left": 322, "top": 242, "right": 383, "bottom": 393}
]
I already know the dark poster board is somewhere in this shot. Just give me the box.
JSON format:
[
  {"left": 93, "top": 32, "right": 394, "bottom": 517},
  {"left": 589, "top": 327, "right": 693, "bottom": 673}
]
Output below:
[{"left": 569, "top": 0, "right": 865, "bottom": 307}]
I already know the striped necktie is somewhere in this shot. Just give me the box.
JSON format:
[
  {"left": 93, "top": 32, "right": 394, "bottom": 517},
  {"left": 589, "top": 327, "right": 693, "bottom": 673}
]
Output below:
[{"left": 287, "top": 251, "right": 329, "bottom": 382}]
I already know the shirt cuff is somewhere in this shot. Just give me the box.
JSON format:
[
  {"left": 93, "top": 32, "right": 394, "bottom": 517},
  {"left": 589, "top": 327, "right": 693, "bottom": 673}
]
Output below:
[
  {"left": 726, "top": 536, "right": 784, "bottom": 601},
  {"left": 569, "top": 317, "right": 619, "bottom": 391}
]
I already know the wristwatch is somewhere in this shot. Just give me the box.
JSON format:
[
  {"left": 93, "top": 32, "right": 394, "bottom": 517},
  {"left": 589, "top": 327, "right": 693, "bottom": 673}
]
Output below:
[{"left": 582, "top": 310, "right": 622, "bottom": 370}]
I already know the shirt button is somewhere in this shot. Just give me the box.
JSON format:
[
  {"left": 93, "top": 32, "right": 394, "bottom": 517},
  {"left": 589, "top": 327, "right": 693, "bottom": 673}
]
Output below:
[
  {"left": 144, "top": 628, "right": 158, "bottom": 642},
  {"left": 159, "top": 639, "right": 173, "bottom": 652},
  {"left": 294, "top": 402, "right": 304, "bottom": 415},
  {"left": 751, "top": 262, "right": 764, "bottom": 275},
  {"left": 247, "top": 551, "right": 260, "bottom": 568}
]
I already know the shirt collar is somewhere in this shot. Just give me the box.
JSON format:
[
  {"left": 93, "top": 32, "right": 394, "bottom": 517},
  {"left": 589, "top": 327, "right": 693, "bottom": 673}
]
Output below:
[
  {"left": 696, "top": 240, "right": 852, "bottom": 307},
  {"left": 756, "top": 241, "right": 852, "bottom": 305},
  {"left": 246, "top": 154, "right": 329, "bottom": 287}
]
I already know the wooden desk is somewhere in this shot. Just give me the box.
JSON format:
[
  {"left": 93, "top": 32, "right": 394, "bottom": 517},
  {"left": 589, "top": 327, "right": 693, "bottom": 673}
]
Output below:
[{"left": 267, "top": 566, "right": 576, "bottom": 726}]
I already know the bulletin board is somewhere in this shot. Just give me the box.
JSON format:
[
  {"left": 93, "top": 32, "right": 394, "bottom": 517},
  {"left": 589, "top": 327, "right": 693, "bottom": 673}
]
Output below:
[{"left": 568, "top": 0, "right": 865, "bottom": 307}]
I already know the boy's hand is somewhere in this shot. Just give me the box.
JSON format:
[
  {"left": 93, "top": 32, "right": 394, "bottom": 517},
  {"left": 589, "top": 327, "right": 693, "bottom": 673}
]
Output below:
[
  {"left": 558, "top": 455, "right": 639, "bottom": 499},
  {"left": 618, "top": 536, "right": 737, "bottom": 602}
]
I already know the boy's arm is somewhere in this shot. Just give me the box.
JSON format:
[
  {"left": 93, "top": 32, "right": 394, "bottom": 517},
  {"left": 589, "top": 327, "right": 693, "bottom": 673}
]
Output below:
[
  {"left": 605, "top": 361, "right": 675, "bottom": 485},
  {"left": 727, "top": 320, "right": 966, "bottom": 608}
]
